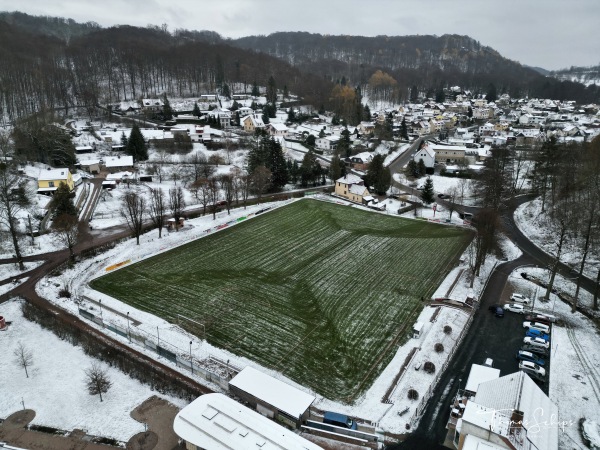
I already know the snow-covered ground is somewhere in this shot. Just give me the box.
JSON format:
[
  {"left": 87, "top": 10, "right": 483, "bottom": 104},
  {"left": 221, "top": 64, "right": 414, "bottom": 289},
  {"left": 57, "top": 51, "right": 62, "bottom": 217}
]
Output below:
[
  {"left": 28, "top": 195, "right": 507, "bottom": 435},
  {"left": 0, "top": 298, "right": 186, "bottom": 442},
  {"left": 393, "top": 173, "right": 478, "bottom": 206},
  {"left": 515, "top": 198, "right": 599, "bottom": 279},
  {"left": 506, "top": 268, "right": 600, "bottom": 450}
]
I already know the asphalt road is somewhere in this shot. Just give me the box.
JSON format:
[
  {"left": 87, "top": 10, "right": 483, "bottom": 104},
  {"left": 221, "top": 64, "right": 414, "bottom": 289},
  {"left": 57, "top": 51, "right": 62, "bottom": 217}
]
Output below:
[{"left": 389, "top": 253, "right": 544, "bottom": 450}]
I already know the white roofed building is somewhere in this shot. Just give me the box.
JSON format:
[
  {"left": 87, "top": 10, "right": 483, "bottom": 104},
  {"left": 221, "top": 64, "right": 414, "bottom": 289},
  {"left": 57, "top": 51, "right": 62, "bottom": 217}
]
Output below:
[
  {"left": 451, "top": 370, "right": 558, "bottom": 450},
  {"left": 173, "top": 393, "right": 322, "bottom": 450},
  {"left": 334, "top": 174, "right": 370, "bottom": 204},
  {"left": 102, "top": 155, "right": 134, "bottom": 173},
  {"left": 228, "top": 367, "right": 315, "bottom": 428}
]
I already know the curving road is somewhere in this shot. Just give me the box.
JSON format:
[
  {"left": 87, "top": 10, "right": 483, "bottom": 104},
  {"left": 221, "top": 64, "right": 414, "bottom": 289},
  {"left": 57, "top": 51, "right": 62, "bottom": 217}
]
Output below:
[{"left": 387, "top": 193, "right": 598, "bottom": 449}]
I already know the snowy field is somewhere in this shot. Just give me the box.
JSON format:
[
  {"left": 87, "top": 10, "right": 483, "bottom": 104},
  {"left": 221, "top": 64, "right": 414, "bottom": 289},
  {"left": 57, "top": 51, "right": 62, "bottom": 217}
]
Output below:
[
  {"left": 393, "top": 173, "right": 478, "bottom": 206},
  {"left": 515, "top": 198, "right": 599, "bottom": 279},
  {"left": 0, "top": 298, "right": 185, "bottom": 442},
  {"left": 26, "top": 197, "right": 490, "bottom": 435},
  {"left": 88, "top": 199, "right": 471, "bottom": 402},
  {"left": 507, "top": 269, "right": 600, "bottom": 450}
]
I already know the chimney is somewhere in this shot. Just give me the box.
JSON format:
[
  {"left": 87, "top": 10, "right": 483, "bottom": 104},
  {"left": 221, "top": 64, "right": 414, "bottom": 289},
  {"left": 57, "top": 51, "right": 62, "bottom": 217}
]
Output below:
[{"left": 509, "top": 409, "right": 524, "bottom": 434}]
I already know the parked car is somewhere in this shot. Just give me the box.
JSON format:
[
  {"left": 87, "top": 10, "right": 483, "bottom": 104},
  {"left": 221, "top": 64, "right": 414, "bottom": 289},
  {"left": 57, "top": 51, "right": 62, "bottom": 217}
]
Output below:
[
  {"left": 504, "top": 303, "right": 525, "bottom": 314},
  {"left": 323, "top": 411, "right": 358, "bottom": 430},
  {"left": 523, "top": 321, "right": 550, "bottom": 333},
  {"left": 526, "top": 329, "right": 550, "bottom": 342},
  {"left": 519, "top": 360, "right": 546, "bottom": 378},
  {"left": 437, "top": 193, "right": 446, "bottom": 199},
  {"left": 510, "top": 293, "right": 531, "bottom": 305},
  {"left": 525, "top": 314, "right": 552, "bottom": 325},
  {"left": 488, "top": 305, "right": 504, "bottom": 317},
  {"left": 522, "top": 344, "right": 549, "bottom": 357},
  {"left": 516, "top": 350, "right": 546, "bottom": 366},
  {"left": 523, "top": 336, "right": 550, "bottom": 349},
  {"left": 535, "top": 313, "right": 557, "bottom": 323}
]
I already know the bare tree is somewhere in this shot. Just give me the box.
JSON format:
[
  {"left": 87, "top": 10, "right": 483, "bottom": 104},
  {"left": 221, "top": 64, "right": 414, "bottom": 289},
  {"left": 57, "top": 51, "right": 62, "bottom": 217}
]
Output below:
[
  {"left": 0, "top": 162, "right": 31, "bottom": 270},
  {"left": 207, "top": 177, "right": 221, "bottom": 220},
  {"left": 251, "top": 166, "right": 271, "bottom": 203},
  {"left": 52, "top": 213, "right": 79, "bottom": 260},
  {"left": 121, "top": 189, "right": 146, "bottom": 245},
  {"left": 238, "top": 173, "right": 251, "bottom": 209},
  {"left": 191, "top": 178, "right": 210, "bottom": 216},
  {"left": 148, "top": 187, "right": 167, "bottom": 238},
  {"left": 445, "top": 187, "right": 459, "bottom": 221},
  {"left": 168, "top": 186, "right": 185, "bottom": 230},
  {"left": 13, "top": 341, "right": 33, "bottom": 378},
  {"left": 219, "top": 174, "right": 234, "bottom": 214},
  {"left": 84, "top": 362, "right": 112, "bottom": 402}
]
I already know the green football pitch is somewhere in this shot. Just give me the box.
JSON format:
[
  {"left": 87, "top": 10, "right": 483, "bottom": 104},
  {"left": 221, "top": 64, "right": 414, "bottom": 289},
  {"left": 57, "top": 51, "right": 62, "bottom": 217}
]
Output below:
[{"left": 90, "top": 199, "right": 472, "bottom": 402}]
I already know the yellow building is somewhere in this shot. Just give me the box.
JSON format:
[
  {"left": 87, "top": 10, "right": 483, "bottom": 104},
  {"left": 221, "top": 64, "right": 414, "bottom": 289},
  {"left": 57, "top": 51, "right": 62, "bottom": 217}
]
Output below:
[
  {"left": 335, "top": 174, "right": 370, "bottom": 203},
  {"left": 37, "top": 168, "right": 74, "bottom": 194}
]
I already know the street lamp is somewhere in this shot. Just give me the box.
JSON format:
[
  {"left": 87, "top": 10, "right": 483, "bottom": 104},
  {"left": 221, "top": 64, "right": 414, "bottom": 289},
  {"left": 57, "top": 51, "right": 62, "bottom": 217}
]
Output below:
[
  {"left": 157, "top": 325, "right": 160, "bottom": 348},
  {"left": 126, "top": 312, "right": 131, "bottom": 342},
  {"left": 98, "top": 299, "right": 103, "bottom": 320},
  {"left": 189, "top": 341, "right": 193, "bottom": 375}
]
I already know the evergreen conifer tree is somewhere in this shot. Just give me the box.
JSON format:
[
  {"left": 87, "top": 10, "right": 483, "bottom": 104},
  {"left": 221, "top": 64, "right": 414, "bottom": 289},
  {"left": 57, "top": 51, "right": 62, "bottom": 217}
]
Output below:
[
  {"left": 421, "top": 176, "right": 435, "bottom": 204},
  {"left": 162, "top": 93, "right": 173, "bottom": 120},
  {"left": 51, "top": 182, "right": 77, "bottom": 219},
  {"left": 126, "top": 123, "right": 148, "bottom": 162}
]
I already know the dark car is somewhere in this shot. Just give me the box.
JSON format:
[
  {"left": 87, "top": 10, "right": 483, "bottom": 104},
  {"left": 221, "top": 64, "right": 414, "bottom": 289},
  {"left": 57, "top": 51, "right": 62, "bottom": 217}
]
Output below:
[
  {"left": 437, "top": 193, "right": 446, "bottom": 199},
  {"left": 488, "top": 305, "right": 504, "bottom": 317}
]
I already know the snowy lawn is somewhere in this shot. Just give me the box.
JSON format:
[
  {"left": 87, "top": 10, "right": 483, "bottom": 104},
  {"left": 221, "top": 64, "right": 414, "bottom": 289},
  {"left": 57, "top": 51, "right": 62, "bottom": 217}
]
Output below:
[
  {"left": 515, "top": 197, "right": 599, "bottom": 279},
  {"left": 88, "top": 199, "right": 472, "bottom": 402},
  {"left": 507, "top": 269, "right": 600, "bottom": 450},
  {"left": 0, "top": 298, "right": 185, "bottom": 442}
]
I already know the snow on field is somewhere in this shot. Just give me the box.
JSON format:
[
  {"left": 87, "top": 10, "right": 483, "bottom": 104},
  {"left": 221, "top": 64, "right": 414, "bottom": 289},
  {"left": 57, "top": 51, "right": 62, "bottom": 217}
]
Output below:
[
  {"left": 515, "top": 197, "right": 599, "bottom": 279},
  {"left": 0, "top": 298, "right": 186, "bottom": 442},
  {"left": 30, "top": 196, "right": 495, "bottom": 435},
  {"left": 506, "top": 269, "right": 600, "bottom": 450}
]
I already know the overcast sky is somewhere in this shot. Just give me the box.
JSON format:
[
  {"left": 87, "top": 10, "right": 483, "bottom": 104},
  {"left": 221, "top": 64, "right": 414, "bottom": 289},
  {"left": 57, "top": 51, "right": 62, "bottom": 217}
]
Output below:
[{"left": 1, "top": 0, "right": 598, "bottom": 70}]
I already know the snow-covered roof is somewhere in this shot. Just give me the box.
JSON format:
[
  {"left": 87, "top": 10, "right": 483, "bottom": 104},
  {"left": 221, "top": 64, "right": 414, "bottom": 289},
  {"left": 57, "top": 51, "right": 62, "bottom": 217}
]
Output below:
[
  {"left": 464, "top": 364, "right": 500, "bottom": 394},
  {"left": 79, "top": 159, "right": 100, "bottom": 166},
  {"left": 474, "top": 371, "right": 558, "bottom": 450},
  {"left": 349, "top": 184, "right": 368, "bottom": 195},
  {"left": 38, "top": 168, "right": 70, "bottom": 181},
  {"left": 462, "top": 402, "right": 509, "bottom": 435},
  {"left": 104, "top": 156, "right": 134, "bottom": 168},
  {"left": 461, "top": 430, "right": 506, "bottom": 450},
  {"left": 336, "top": 174, "right": 363, "bottom": 185},
  {"left": 229, "top": 367, "right": 315, "bottom": 420},
  {"left": 173, "top": 393, "right": 321, "bottom": 450},
  {"left": 269, "top": 123, "right": 289, "bottom": 131}
]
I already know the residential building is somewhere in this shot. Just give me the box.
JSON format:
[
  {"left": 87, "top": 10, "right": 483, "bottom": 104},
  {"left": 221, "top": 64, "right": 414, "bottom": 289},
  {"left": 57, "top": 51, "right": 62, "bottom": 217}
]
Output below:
[
  {"left": 334, "top": 174, "right": 370, "bottom": 203},
  {"left": 350, "top": 152, "right": 373, "bottom": 171},
  {"left": 315, "top": 135, "right": 339, "bottom": 152},
  {"left": 413, "top": 146, "right": 436, "bottom": 169},
  {"left": 450, "top": 369, "right": 558, "bottom": 450},
  {"left": 242, "top": 113, "right": 265, "bottom": 133},
  {"left": 37, "top": 168, "right": 74, "bottom": 194},
  {"left": 266, "top": 123, "right": 289, "bottom": 137}
]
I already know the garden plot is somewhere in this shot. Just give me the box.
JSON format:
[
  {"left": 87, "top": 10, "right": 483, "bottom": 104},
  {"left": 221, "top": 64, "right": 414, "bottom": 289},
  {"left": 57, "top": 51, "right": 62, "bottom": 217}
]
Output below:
[{"left": 90, "top": 199, "right": 472, "bottom": 402}]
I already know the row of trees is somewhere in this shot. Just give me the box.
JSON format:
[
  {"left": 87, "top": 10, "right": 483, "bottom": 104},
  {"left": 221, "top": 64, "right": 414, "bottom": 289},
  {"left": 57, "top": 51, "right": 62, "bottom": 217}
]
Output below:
[{"left": 471, "top": 136, "right": 600, "bottom": 307}]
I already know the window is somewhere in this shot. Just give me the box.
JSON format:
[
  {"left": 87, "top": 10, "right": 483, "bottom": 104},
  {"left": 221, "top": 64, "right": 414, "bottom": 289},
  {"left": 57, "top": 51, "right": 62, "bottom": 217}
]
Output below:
[
  {"left": 344, "top": 191, "right": 346, "bottom": 195},
  {"left": 48, "top": 181, "right": 55, "bottom": 187}
]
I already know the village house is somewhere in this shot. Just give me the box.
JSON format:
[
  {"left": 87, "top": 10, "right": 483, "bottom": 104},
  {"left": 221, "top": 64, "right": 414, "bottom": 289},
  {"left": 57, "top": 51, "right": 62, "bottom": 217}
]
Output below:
[
  {"left": 413, "top": 146, "right": 436, "bottom": 169},
  {"left": 79, "top": 159, "right": 101, "bottom": 175},
  {"left": 103, "top": 155, "right": 134, "bottom": 173},
  {"left": 266, "top": 122, "right": 289, "bottom": 137},
  {"left": 315, "top": 135, "right": 339, "bottom": 153},
  {"left": 350, "top": 152, "right": 373, "bottom": 171},
  {"left": 37, "top": 168, "right": 74, "bottom": 194},
  {"left": 242, "top": 113, "right": 265, "bottom": 133},
  {"left": 449, "top": 369, "right": 558, "bottom": 450},
  {"left": 357, "top": 121, "right": 375, "bottom": 135},
  {"left": 334, "top": 174, "right": 370, "bottom": 203}
]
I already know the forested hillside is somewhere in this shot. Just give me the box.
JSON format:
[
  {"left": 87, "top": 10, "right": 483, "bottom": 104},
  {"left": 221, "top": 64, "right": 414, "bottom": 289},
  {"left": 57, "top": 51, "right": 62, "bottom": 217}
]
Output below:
[
  {"left": 232, "top": 32, "right": 600, "bottom": 103},
  {"left": 0, "top": 15, "right": 331, "bottom": 121},
  {"left": 0, "top": 11, "right": 598, "bottom": 124}
]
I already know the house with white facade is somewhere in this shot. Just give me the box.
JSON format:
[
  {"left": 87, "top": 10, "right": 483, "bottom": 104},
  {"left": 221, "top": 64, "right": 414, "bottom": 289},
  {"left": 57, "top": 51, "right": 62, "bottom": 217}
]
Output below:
[{"left": 413, "top": 146, "right": 436, "bottom": 169}]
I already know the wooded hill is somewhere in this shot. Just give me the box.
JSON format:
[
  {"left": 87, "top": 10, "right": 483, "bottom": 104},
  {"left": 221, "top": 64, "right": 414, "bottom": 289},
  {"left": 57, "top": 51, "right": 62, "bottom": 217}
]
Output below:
[
  {"left": 0, "top": 12, "right": 598, "bottom": 124},
  {"left": 231, "top": 32, "right": 600, "bottom": 104}
]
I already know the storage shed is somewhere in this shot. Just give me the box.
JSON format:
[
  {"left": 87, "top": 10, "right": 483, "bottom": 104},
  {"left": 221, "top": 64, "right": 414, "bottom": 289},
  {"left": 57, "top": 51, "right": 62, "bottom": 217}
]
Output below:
[{"left": 228, "top": 366, "right": 315, "bottom": 428}]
